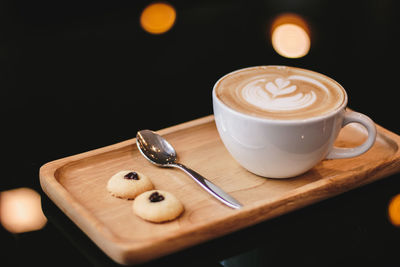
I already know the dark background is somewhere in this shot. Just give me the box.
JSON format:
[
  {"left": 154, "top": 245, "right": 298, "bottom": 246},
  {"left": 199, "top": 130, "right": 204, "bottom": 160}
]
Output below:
[{"left": 1, "top": 0, "right": 399, "bottom": 266}]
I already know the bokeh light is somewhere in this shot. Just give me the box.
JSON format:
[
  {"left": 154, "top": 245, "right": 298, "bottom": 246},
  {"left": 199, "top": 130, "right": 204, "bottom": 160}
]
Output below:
[
  {"left": 388, "top": 193, "right": 400, "bottom": 227},
  {"left": 270, "top": 13, "right": 311, "bottom": 58},
  {"left": 0, "top": 187, "right": 47, "bottom": 233},
  {"left": 140, "top": 2, "right": 176, "bottom": 34}
]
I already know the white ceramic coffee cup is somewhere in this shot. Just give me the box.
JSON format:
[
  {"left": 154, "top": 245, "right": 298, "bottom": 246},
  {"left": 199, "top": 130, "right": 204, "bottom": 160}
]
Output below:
[{"left": 212, "top": 66, "right": 377, "bottom": 178}]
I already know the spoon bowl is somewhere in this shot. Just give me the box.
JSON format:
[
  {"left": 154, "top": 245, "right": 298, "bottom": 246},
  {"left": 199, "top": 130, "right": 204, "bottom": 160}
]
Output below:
[{"left": 136, "top": 130, "right": 177, "bottom": 166}]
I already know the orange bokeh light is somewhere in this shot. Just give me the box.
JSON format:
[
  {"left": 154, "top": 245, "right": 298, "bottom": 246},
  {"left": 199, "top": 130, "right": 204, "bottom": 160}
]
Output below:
[
  {"left": 270, "top": 13, "right": 311, "bottom": 58},
  {"left": 140, "top": 2, "right": 176, "bottom": 34},
  {"left": 0, "top": 187, "right": 47, "bottom": 233},
  {"left": 388, "top": 193, "right": 400, "bottom": 227}
]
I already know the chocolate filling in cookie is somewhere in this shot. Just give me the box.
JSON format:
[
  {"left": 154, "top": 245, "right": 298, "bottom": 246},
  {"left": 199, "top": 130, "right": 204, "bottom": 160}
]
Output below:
[
  {"left": 149, "top": 191, "right": 165, "bottom": 202},
  {"left": 124, "top": 172, "right": 139, "bottom": 180}
]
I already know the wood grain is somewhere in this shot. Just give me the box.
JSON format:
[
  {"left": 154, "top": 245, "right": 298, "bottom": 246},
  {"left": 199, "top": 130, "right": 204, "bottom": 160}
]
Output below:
[{"left": 40, "top": 115, "right": 400, "bottom": 265}]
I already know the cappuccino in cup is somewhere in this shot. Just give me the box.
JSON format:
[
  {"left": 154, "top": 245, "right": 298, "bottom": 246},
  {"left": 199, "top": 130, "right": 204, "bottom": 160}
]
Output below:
[
  {"left": 215, "top": 66, "right": 345, "bottom": 120},
  {"left": 213, "top": 66, "right": 376, "bottom": 178}
]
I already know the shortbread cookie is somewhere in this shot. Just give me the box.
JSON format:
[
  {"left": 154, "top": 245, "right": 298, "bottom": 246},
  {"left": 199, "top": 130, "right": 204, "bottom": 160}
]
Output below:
[
  {"left": 107, "top": 171, "right": 154, "bottom": 199},
  {"left": 132, "top": 190, "right": 184, "bottom": 223}
]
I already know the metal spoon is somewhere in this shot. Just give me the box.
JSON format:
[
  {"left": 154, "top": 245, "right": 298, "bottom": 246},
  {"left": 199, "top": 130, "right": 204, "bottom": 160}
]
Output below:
[{"left": 136, "top": 130, "right": 242, "bottom": 209}]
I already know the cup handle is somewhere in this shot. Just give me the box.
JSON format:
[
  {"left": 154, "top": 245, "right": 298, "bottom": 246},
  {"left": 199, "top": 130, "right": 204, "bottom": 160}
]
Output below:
[{"left": 325, "top": 110, "right": 377, "bottom": 159}]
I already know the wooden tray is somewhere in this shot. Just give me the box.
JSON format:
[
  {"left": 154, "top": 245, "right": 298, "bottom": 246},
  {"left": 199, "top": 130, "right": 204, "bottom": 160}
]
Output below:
[{"left": 40, "top": 115, "right": 400, "bottom": 265}]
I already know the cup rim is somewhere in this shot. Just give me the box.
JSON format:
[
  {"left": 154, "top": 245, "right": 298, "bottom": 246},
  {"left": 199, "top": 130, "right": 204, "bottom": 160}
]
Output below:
[{"left": 212, "top": 65, "right": 348, "bottom": 124}]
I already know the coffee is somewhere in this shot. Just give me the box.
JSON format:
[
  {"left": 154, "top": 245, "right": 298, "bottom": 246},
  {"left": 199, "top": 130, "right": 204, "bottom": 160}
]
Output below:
[
  {"left": 215, "top": 66, "right": 346, "bottom": 120},
  {"left": 213, "top": 66, "right": 376, "bottom": 178}
]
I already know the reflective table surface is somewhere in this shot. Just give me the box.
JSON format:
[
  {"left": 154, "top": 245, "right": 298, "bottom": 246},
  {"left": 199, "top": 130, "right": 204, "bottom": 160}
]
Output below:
[{"left": 1, "top": 1, "right": 400, "bottom": 266}]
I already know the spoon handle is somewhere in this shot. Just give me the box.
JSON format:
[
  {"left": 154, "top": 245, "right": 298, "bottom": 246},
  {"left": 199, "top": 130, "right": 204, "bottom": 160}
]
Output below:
[{"left": 171, "top": 163, "right": 242, "bottom": 209}]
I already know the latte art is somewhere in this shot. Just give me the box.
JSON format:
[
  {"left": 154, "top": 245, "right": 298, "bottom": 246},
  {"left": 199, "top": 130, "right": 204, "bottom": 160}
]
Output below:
[
  {"left": 242, "top": 77, "right": 318, "bottom": 111},
  {"left": 215, "top": 66, "right": 346, "bottom": 120}
]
